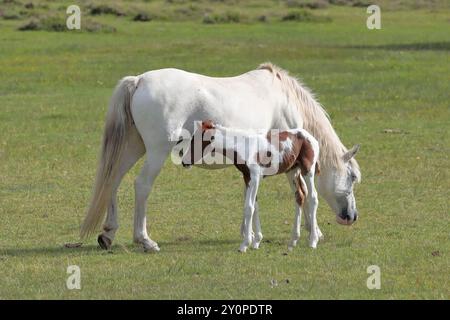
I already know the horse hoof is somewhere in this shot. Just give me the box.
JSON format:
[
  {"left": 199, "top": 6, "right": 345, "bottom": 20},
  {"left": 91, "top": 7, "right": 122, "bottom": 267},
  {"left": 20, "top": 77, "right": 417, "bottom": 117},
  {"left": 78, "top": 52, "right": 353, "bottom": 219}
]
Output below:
[
  {"left": 309, "top": 240, "right": 318, "bottom": 249},
  {"left": 289, "top": 239, "right": 298, "bottom": 248},
  {"left": 144, "top": 245, "right": 160, "bottom": 253},
  {"left": 98, "top": 234, "right": 112, "bottom": 250},
  {"left": 142, "top": 240, "right": 160, "bottom": 253}
]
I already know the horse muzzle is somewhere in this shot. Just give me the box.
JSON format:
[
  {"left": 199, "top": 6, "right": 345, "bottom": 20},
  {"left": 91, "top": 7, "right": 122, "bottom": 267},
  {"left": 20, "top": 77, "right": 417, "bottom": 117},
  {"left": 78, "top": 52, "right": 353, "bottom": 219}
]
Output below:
[{"left": 336, "top": 211, "right": 357, "bottom": 226}]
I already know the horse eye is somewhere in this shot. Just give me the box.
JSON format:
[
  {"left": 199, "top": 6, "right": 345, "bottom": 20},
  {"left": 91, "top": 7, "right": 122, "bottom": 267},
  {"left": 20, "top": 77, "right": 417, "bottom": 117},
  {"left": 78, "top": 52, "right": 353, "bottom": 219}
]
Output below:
[
  {"left": 210, "top": 135, "right": 215, "bottom": 141},
  {"left": 351, "top": 173, "right": 357, "bottom": 181}
]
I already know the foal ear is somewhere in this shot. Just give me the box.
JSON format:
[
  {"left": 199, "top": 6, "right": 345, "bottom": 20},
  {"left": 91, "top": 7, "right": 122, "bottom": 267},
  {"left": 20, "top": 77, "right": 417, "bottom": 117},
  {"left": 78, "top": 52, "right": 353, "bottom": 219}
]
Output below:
[
  {"left": 343, "top": 144, "right": 360, "bottom": 162},
  {"left": 201, "top": 120, "right": 215, "bottom": 131}
]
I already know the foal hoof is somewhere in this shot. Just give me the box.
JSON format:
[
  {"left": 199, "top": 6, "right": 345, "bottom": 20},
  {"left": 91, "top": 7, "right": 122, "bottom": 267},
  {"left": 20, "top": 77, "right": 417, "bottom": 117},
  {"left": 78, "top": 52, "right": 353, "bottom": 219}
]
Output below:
[
  {"left": 287, "top": 241, "right": 297, "bottom": 252},
  {"left": 252, "top": 242, "right": 261, "bottom": 250},
  {"left": 238, "top": 246, "right": 248, "bottom": 253},
  {"left": 98, "top": 234, "right": 112, "bottom": 250}
]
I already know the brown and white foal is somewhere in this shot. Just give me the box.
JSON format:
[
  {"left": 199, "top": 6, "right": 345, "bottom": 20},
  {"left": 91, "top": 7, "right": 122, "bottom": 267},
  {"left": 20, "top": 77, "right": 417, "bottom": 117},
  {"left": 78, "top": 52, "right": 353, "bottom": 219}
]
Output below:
[{"left": 182, "top": 120, "right": 321, "bottom": 252}]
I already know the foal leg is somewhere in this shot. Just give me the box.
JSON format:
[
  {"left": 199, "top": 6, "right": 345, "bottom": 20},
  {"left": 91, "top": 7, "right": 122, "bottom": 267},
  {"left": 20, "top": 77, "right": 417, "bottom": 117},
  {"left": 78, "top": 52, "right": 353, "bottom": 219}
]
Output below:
[
  {"left": 133, "top": 146, "right": 170, "bottom": 252},
  {"left": 286, "top": 169, "right": 303, "bottom": 251},
  {"left": 303, "top": 171, "right": 320, "bottom": 248},
  {"left": 240, "top": 188, "right": 260, "bottom": 244},
  {"left": 240, "top": 184, "right": 262, "bottom": 249},
  {"left": 240, "top": 187, "right": 248, "bottom": 238},
  {"left": 239, "top": 173, "right": 260, "bottom": 253},
  {"left": 98, "top": 126, "right": 145, "bottom": 250}
]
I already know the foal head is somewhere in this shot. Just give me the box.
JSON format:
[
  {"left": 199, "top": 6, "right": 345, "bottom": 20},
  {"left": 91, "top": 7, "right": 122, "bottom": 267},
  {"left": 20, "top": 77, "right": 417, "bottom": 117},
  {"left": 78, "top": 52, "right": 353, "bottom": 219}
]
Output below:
[
  {"left": 181, "top": 120, "right": 217, "bottom": 167},
  {"left": 316, "top": 145, "right": 361, "bottom": 226}
]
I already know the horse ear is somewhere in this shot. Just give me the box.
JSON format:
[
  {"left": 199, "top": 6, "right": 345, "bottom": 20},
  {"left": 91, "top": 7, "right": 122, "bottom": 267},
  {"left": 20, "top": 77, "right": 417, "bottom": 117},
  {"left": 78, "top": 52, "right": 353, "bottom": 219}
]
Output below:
[
  {"left": 343, "top": 144, "right": 360, "bottom": 162},
  {"left": 202, "top": 120, "right": 215, "bottom": 130}
]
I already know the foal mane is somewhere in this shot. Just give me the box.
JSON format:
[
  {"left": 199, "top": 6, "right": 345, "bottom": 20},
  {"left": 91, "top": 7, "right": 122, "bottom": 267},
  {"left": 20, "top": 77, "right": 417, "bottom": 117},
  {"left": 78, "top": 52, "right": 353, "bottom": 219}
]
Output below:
[{"left": 258, "top": 62, "right": 360, "bottom": 180}]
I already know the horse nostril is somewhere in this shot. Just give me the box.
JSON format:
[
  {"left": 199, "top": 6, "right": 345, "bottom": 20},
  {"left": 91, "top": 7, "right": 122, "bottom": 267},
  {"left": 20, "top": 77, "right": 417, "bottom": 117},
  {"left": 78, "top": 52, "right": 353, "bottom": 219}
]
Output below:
[{"left": 340, "top": 211, "right": 350, "bottom": 221}]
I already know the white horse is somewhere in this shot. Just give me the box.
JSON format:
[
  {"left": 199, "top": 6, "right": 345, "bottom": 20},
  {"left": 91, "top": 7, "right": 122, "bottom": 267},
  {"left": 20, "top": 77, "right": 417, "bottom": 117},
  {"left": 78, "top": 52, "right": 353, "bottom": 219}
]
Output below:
[
  {"left": 80, "top": 63, "right": 361, "bottom": 252},
  {"left": 181, "top": 120, "right": 321, "bottom": 252}
]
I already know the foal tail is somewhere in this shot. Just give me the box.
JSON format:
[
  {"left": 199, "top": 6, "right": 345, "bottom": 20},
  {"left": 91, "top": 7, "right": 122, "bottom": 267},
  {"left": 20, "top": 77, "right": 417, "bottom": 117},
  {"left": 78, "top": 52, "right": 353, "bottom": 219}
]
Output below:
[{"left": 80, "top": 76, "right": 140, "bottom": 239}]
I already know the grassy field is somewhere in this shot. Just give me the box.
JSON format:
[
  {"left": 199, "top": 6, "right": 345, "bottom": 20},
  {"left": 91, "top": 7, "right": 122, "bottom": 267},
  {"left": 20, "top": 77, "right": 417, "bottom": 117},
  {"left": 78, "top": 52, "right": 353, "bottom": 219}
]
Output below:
[{"left": 0, "top": 1, "right": 449, "bottom": 299}]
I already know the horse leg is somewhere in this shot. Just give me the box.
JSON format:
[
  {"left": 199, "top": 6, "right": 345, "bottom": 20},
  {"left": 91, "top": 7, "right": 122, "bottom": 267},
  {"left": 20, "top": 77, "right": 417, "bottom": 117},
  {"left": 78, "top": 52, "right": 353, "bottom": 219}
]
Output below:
[
  {"left": 286, "top": 169, "right": 303, "bottom": 251},
  {"left": 133, "top": 146, "right": 170, "bottom": 252},
  {"left": 240, "top": 186, "right": 262, "bottom": 248},
  {"left": 239, "top": 172, "right": 259, "bottom": 253},
  {"left": 98, "top": 126, "right": 145, "bottom": 250},
  {"left": 303, "top": 197, "right": 323, "bottom": 241},
  {"left": 252, "top": 200, "right": 263, "bottom": 249},
  {"left": 303, "top": 171, "right": 320, "bottom": 248},
  {"left": 317, "top": 223, "right": 324, "bottom": 239},
  {"left": 303, "top": 199, "right": 311, "bottom": 231},
  {"left": 240, "top": 185, "right": 253, "bottom": 238},
  {"left": 302, "top": 202, "right": 323, "bottom": 240}
]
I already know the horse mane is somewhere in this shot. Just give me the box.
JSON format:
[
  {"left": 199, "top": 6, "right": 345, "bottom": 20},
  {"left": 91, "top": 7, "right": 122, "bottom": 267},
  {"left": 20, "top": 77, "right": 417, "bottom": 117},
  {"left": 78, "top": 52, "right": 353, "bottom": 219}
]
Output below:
[{"left": 258, "top": 62, "right": 360, "bottom": 181}]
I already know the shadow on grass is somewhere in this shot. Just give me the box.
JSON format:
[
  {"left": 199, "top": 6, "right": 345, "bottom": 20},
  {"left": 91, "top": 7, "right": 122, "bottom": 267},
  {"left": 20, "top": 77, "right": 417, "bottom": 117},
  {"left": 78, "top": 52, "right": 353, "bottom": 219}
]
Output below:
[
  {"left": 345, "top": 41, "right": 450, "bottom": 51},
  {"left": 1, "top": 244, "right": 103, "bottom": 257},
  {"left": 1, "top": 238, "right": 289, "bottom": 257}
]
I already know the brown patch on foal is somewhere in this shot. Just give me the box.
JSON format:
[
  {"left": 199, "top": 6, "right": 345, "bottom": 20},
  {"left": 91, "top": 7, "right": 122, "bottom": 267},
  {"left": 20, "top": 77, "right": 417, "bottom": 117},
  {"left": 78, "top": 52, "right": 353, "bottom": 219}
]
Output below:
[
  {"left": 293, "top": 174, "right": 307, "bottom": 206},
  {"left": 264, "top": 131, "right": 316, "bottom": 175},
  {"left": 231, "top": 151, "right": 251, "bottom": 187},
  {"left": 296, "top": 132, "right": 315, "bottom": 175},
  {"left": 236, "top": 163, "right": 251, "bottom": 187}
]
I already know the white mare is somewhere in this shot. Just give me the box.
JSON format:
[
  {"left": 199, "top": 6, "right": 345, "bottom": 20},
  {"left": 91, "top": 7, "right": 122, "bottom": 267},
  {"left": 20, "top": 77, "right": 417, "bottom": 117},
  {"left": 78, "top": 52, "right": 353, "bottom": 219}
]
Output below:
[{"left": 80, "top": 63, "right": 361, "bottom": 252}]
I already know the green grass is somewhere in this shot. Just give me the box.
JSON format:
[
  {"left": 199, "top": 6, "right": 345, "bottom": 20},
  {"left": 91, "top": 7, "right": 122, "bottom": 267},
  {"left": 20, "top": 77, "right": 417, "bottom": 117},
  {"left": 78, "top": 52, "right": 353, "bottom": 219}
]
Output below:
[{"left": 0, "top": 1, "right": 449, "bottom": 299}]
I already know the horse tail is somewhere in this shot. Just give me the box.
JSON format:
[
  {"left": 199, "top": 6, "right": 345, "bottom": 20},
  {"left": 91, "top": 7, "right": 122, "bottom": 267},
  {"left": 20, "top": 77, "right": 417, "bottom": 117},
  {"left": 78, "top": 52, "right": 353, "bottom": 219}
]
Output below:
[{"left": 80, "top": 76, "right": 140, "bottom": 239}]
